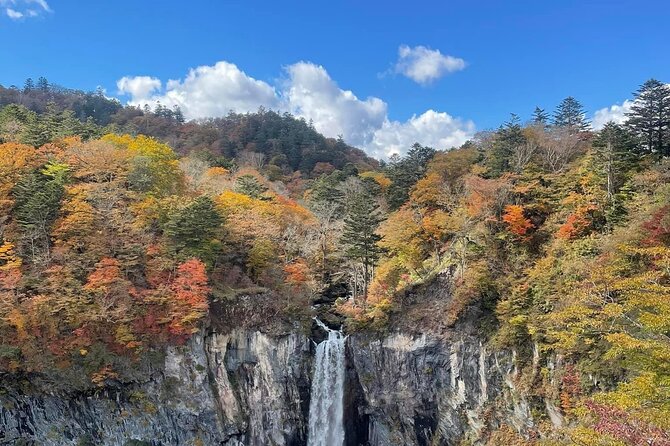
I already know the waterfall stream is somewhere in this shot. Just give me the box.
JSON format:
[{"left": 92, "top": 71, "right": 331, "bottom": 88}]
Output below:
[{"left": 307, "top": 319, "right": 346, "bottom": 446}]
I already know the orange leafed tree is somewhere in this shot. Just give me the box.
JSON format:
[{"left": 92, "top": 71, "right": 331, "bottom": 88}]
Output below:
[
  {"left": 502, "top": 204, "right": 535, "bottom": 237},
  {"left": 168, "top": 259, "right": 210, "bottom": 337},
  {"left": 284, "top": 259, "right": 309, "bottom": 287},
  {"left": 557, "top": 205, "right": 594, "bottom": 239}
]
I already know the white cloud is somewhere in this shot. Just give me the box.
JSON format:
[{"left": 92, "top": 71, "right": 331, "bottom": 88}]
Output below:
[
  {"left": 116, "top": 60, "right": 475, "bottom": 158},
  {"left": 394, "top": 45, "right": 466, "bottom": 85},
  {"left": 118, "top": 61, "right": 278, "bottom": 119},
  {"left": 365, "top": 110, "right": 475, "bottom": 159},
  {"left": 282, "top": 62, "right": 387, "bottom": 147},
  {"left": 1, "top": 0, "right": 50, "bottom": 19},
  {"left": 117, "top": 76, "right": 162, "bottom": 101},
  {"left": 5, "top": 7, "right": 21, "bottom": 18},
  {"left": 28, "top": 0, "right": 50, "bottom": 12},
  {"left": 592, "top": 100, "right": 633, "bottom": 130}
]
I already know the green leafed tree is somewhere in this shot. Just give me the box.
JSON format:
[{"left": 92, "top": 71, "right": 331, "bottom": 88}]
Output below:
[
  {"left": 13, "top": 162, "right": 69, "bottom": 263},
  {"left": 593, "top": 122, "right": 637, "bottom": 198},
  {"left": 553, "top": 96, "right": 590, "bottom": 132},
  {"left": 487, "top": 113, "right": 526, "bottom": 177},
  {"left": 0, "top": 104, "right": 36, "bottom": 143},
  {"left": 342, "top": 192, "right": 385, "bottom": 297},
  {"left": 532, "top": 106, "right": 549, "bottom": 126},
  {"left": 164, "top": 196, "right": 223, "bottom": 262},
  {"left": 625, "top": 78, "right": 670, "bottom": 156},
  {"left": 234, "top": 174, "right": 268, "bottom": 199},
  {"left": 385, "top": 143, "right": 436, "bottom": 210},
  {"left": 593, "top": 122, "right": 638, "bottom": 227}
]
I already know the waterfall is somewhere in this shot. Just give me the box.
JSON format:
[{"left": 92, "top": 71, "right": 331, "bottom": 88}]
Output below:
[{"left": 307, "top": 319, "right": 346, "bottom": 446}]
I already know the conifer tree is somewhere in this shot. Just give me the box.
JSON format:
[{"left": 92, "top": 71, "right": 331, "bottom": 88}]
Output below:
[
  {"left": 164, "top": 196, "right": 223, "bottom": 261},
  {"left": 13, "top": 162, "right": 69, "bottom": 262},
  {"left": 173, "top": 105, "right": 185, "bottom": 124},
  {"left": 553, "top": 97, "right": 590, "bottom": 132},
  {"left": 342, "top": 192, "right": 384, "bottom": 297},
  {"left": 23, "top": 78, "right": 34, "bottom": 92},
  {"left": 234, "top": 174, "right": 268, "bottom": 199},
  {"left": 385, "top": 143, "right": 435, "bottom": 210},
  {"left": 37, "top": 77, "right": 49, "bottom": 92},
  {"left": 56, "top": 110, "right": 83, "bottom": 139},
  {"left": 487, "top": 114, "right": 526, "bottom": 176},
  {"left": 532, "top": 106, "right": 549, "bottom": 126},
  {"left": 593, "top": 122, "right": 637, "bottom": 199},
  {"left": 625, "top": 78, "right": 670, "bottom": 156}
]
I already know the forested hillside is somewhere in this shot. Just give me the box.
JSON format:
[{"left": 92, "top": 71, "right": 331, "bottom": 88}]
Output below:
[
  {"left": 1, "top": 78, "right": 669, "bottom": 445},
  {"left": 0, "top": 79, "right": 376, "bottom": 176}
]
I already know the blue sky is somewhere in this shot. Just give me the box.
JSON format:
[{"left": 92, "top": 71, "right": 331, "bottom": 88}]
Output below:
[{"left": 1, "top": 0, "right": 669, "bottom": 157}]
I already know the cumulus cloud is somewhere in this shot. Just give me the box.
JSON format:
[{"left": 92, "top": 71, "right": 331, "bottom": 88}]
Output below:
[
  {"left": 282, "top": 62, "right": 388, "bottom": 147},
  {"left": 117, "top": 76, "right": 162, "bottom": 101},
  {"left": 116, "top": 60, "right": 475, "bottom": 158},
  {"left": 394, "top": 45, "right": 466, "bottom": 85},
  {"left": 592, "top": 100, "right": 634, "bottom": 130},
  {"left": 366, "top": 110, "right": 475, "bottom": 159},
  {"left": 1, "top": 0, "right": 51, "bottom": 20},
  {"left": 118, "top": 61, "right": 278, "bottom": 119}
]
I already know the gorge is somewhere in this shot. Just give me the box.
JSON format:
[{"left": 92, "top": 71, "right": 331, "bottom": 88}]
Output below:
[
  {"left": 1, "top": 73, "right": 669, "bottom": 446},
  {"left": 0, "top": 277, "right": 557, "bottom": 446}
]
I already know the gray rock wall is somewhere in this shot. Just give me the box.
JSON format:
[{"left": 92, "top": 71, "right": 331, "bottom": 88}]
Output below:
[
  {"left": 0, "top": 330, "right": 311, "bottom": 446},
  {"left": 349, "top": 333, "right": 534, "bottom": 446},
  {"left": 0, "top": 327, "right": 553, "bottom": 445}
]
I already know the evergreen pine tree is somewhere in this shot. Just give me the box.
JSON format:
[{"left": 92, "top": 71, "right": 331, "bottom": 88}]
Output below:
[
  {"left": 0, "top": 104, "right": 35, "bottom": 143},
  {"left": 532, "top": 106, "right": 549, "bottom": 126},
  {"left": 625, "top": 78, "right": 670, "bottom": 156},
  {"left": 487, "top": 114, "right": 526, "bottom": 176},
  {"left": 21, "top": 104, "right": 59, "bottom": 147},
  {"left": 56, "top": 110, "right": 83, "bottom": 139},
  {"left": 13, "top": 162, "right": 69, "bottom": 262},
  {"left": 80, "top": 116, "right": 101, "bottom": 140},
  {"left": 164, "top": 196, "right": 223, "bottom": 261},
  {"left": 37, "top": 77, "right": 49, "bottom": 92},
  {"left": 173, "top": 105, "right": 185, "bottom": 124},
  {"left": 593, "top": 122, "right": 637, "bottom": 200},
  {"left": 23, "top": 78, "right": 34, "bottom": 93},
  {"left": 234, "top": 174, "right": 268, "bottom": 199},
  {"left": 553, "top": 97, "right": 590, "bottom": 132},
  {"left": 385, "top": 143, "right": 435, "bottom": 210},
  {"left": 309, "top": 174, "right": 345, "bottom": 212},
  {"left": 342, "top": 192, "right": 384, "bottom": 297}
]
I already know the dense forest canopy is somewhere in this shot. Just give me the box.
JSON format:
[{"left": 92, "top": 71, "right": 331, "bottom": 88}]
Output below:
[
  {"left": 1, "top": 77, "right": 670, "bottom": 445},
  {"left": 0, "top": 79, "right": 377, "bottom": 176}
]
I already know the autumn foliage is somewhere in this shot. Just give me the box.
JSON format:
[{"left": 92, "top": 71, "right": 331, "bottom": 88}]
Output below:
[
  {"left": 557, "top": 206, "right": 594, "bottom": 239},
  {"left": 502, "top": 204, "right": 534, "bottom": 237},
  {"left": 168, "top": 259, "right": 210, "bottom": 337},
  {"left": 2, "top": 83, "right": 670, "bottom": 446}
]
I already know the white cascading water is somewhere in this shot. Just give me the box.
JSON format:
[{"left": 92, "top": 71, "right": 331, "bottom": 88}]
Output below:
[{"left": 307, "top": 318, "right": 346, "bottom": 446}]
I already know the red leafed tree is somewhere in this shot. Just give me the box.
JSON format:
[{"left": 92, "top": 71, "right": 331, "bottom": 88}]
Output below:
[
  {"left": 559, "top": 363, "right": 582, "bottom": 413},
  {"left": 85, "top": 258, "right": 134, "bottom": 322},
  {"left": 642, "top": 205, "right": 670, "bottom": 246},
  {"left": 586, "top": 401, "right": 670, "bottom": 446},
  {"left": 85, "top": 258, "right": 123, "bottom": 290},
  {"left": 502, "top": 204, "right": 535, "bottom": 237},
  {"left": 168, "top": 259, "right": 210, "bottom": 337}
]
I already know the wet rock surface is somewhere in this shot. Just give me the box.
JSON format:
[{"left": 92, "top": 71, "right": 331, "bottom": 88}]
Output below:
[
  {"left": 0, "top": 331, "right": 312, "bottom": 446},
  {"left": 0, "top": 279, "right": 556, "bottom": 446}
]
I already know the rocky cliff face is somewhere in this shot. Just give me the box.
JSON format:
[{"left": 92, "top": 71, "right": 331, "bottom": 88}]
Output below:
[
  {"left": 0, "top": 284, "right": 559, "bottom": 445},
  {"left": 0, "top": 330, "right": 312, "bottom": 446},
  {"left": 347, "top": 333, "right": 537, "bottom": 446}
]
